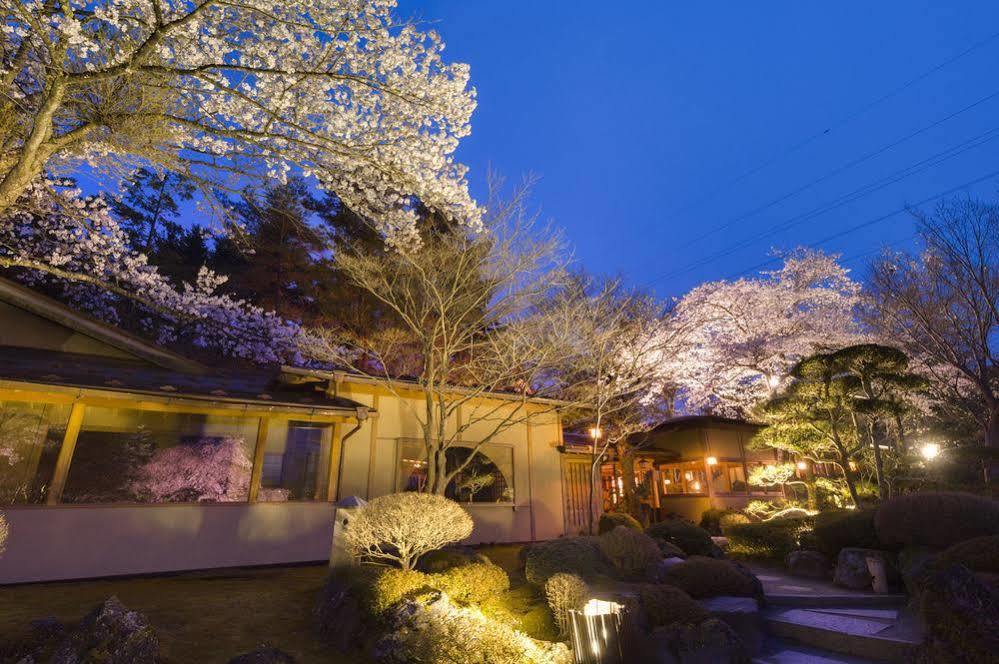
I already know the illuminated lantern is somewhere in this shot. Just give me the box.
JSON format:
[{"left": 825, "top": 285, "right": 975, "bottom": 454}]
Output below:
[
  {"left": 796, "top": 461, "right": 808, "bottom": 471},
  {"left": 706, "top": 456, "right": 718, "bottom": 466},
  {"left": 569, "top": 599, "right": 625, "bottom": 663}
]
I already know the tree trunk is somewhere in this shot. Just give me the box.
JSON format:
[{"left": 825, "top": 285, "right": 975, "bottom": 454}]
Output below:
[
  {"left": 802, "top": 465, "right": 818, "bottom": 511},
  {"left": 0, "top": 81, "right": 65, "bottom": 214},
  {"left": 618, "top": 450, "right": 641, "bottom": 521}
]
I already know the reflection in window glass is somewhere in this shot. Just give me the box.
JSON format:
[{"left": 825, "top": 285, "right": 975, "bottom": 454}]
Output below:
[
  {"left": 658, "top": 461, "right": 707, "bottom": 495},
  {"left": 258, "top": 421, "right": 332, "bottom": 502},
  {"left": 62, "top": 407, "right": 258, "bottom": 503},
  {"left": 398, "top": 441, "right": 514, "bottom": 503},
  {"left": 0, "top": 401, "right": 71, "bottom": 504}
]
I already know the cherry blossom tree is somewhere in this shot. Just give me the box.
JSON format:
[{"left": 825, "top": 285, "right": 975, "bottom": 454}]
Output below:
[
  {"left": 667, "top": 249, "right": 863, "bottom": 416},
  {"left": 0, "top": 0, "right": 479, "bottom": 247},
  {"left": 129, "top": 437, "right": 253, "bottom": 502},
  {"left": 1, "top": 178, "right": 302, "bottom": 362}
]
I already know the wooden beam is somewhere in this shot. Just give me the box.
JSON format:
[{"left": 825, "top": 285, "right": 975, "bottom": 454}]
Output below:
[
  {"left": 525, "top": 415, "right": 537, "bottom": 541},
  {"left": 46, "top": 401, "right": 86, "bottom": 505},
  {"left": 326, "top": 422, "right": 343, "bottom": 502},
  {"left": 365, "top": 394, "right": 380, "bottom": 499},
  {"left": 248, "top": 417, "right": 270, "bottom": 503}
]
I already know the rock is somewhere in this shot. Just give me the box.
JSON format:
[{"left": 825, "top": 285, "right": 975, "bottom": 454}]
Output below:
[
  {"left": 898, "top": 545, "right": 938, "bottom": 596},
  {"left": 639, "top": 618, "right": 750, "bottom": 664},
  {"left": 227, "top": 646, "right": 297, "bottom": 663},
  {"left": 785, "top": 550, "right": 831, "bottom": 579},
  {"left": 651, "top": 556, "right": 687, "bottom": 581},
  {"left": 699, "top": 597, "right": 762, "bottom": 656},
  {"left": 49, "top": 596, "right": 159, "bottom": 664},
  {"left": 657, "top": 540, "right": 688, "bottom": 559},
  {"left": 708, "top": 543, "right": 726, "bottom": 559},
  {"left": 833, "top": 547, "right": 898, "bottom": 590},
  {"left": 727, "top": 560, "right": 765, "bottom": 606},
  {"left": 313, "top": 573, "right": 366, "bottom": 652},
  {"left": 917, "top": 563, "right": 999, "bottom": 664}
]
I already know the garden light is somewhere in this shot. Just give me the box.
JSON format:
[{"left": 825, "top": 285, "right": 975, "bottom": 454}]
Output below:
[
  {"left": 796, "top": 461, "right": 808, "bottom": 471},
  {"left": 920, "top": 443, "right": 941, "bottom": 461},
  {"left": 569, "top": 599, "right": 624, "bottom": 664},
  {"left": 588, "top": 427, "right": 602, "bottom": 440}
]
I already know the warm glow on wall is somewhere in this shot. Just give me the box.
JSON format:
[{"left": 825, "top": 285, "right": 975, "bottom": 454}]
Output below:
[{"left": 706, "top": 456, "right": 718, "bottom": 466}]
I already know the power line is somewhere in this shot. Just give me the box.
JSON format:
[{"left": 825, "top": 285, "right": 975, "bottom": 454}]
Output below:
[
  {"left": 725, "top": 167, "right": 999, "bottom": 279},
  {"left": 642, "top": 124, "right": 999, "bottom": 285},
  {"left": 660, "top": 29, "right": 999, "bottom": 224},
  {"left": 666, "top": 86, "right": 999, "bottom": 254}
]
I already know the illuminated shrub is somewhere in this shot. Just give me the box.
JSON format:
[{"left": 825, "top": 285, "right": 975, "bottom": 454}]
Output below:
[
  {"left": 725, "top": 516, "right": 815, "bottom": 559},
  {"left": 378, "top": 594, "right": 572, "bottom": 664},
  {"left": 544, "top": 573, "right": 588, "bottom": 637},
  {"left": 638, "top": 584, "right": 709, "bottom": 627},
  {"left": 524, "top": 537, "right": 611, "bottom": 586},
  {"left": 435, "top": 562, "right": 510, "bottom": 605},
  {"left": 598, "top": 526, "right": 662, "bottom": 581},
  {"left": 699, "top": 508, "right": 738, "bottom": 535},
  {"left": 719, "top": 513, "right": 751, "bottom": 534},
  {"left": 598, "top": 512, "right": 642, "bottom": 534},
  {"left": 646, "top": 519, "right": 714, "bottom": 556},
  {"left": 345, "top": 493, "right": 473, "bottom": 570},
  {"left": 370, "top": 568, "right": 434, "bottom": 615},
  {"left": 875, "top": 492, "right": 999, "bottom": 549},
  {"left": 660, "top": 556, "right": 760, "bottom": 599}
]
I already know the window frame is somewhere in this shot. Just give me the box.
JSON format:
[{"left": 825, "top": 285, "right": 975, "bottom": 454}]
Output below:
[{"left": 394, "top": 437, "right": 517, "bottom": 506}]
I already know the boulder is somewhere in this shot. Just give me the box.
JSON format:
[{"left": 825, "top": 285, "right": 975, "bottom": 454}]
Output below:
[
  {"left": 917, "top": 563, "right": 999, "bottom": 664},
  {"left": 227, "top": 647, "right": 297, "bottom": 664},
  {"left": 699, "top": 597, "right": 762, "bottom": 656},
  {"left": 313, "top": 573, "right": 366, "bottom": 652},
  {"left": 785, "top": 550, "right": 831, "bottom": 579},
  {"left": 49, "top": 596, "right": 159, "bottom": 664},
  {"left": 834, "top": 548, "right": 896, "bottom": 590},
  {"left": 638, "top": 618, "right": 750, "bottom": 664},
  {"left": 651, "top": 556, "right": 687, "bottom": 581}
]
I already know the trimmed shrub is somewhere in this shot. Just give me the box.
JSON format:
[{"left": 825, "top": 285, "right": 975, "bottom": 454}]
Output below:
[
  {"left": 418, "top": 548, "right": 490, "bottom": 573},
  {"left": 638, "top": 584, "right": 709, "bottom": 627},
  {"left": 744, "top": 499, "right": 788, "bottom": 521},
  {"left": 937, "top": 536, "right": 999, "bottom": 574},
  {"left": 598, "top": 526, "right": 662, "bottom": 581},
  {"left": 765, "top": 507, "right": 811, "bottom": 521},
  {"left": 598, "top": 511, "right": 643, "bottom": 534},
  {"left": 370, "top": 568, "right": 433, "bottom": 615},
  {"left": 725, "top": 515, "right": 815, "bottom": 560},
  {"left": 646, "top": 519, "right": 714, "bottom": 556},
  {"left": 345, "top": 493, "right": 473, "bottom": 570},
  {"left": 660, "top": 556, "right": 760, "bottom": 599},
  {"left": 917, "top": 563, "right": 999, "bottom": 664},
  {"left": 699, "top": 508, "right": 737, "bottom": 536},
  {"left": 813, "top": 509, "right": 880, "bottom": 558},
  {"left": 544, "top": 573, "right": 588, "bottom": 637},
  {"left": 719, "top": 513, "right": 751, "bottom": 534},
  {"left": 435, "top": 562, "right": 510, "bottom": 605},
  {"left": 875, "top": 492, "right": 999, "bottom": 549},
  {"left": 657, "top": 539, "right": 687, "bottom": 559},
  {"left": 524, "top": 537, "right": 611, "bottom": 586}
]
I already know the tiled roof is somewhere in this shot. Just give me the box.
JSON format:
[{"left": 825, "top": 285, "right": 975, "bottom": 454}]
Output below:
[{"left": 0, "top": 346, "right": 367, "bottom": 413}]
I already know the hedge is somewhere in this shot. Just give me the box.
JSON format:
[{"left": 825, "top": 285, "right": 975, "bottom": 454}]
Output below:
[
  {"left": 659, "top": 556, "right": 760, "bottom": 599},
  {"left": 638, "top": 584, "right": 710, "bottom": 627},
  {"left": 699, "top": 508, "right": 738, "bottom": 536},
  {"left": 725, "top": 515, "right": 815, "bottom": 560},
  {"left": 598, "top": 512, "right": 643, "bottom": 534},
  {"left": 875, "top": 492, "right": 999, "bottom": 549},
  {"left": 813, "top": 509, "right": 881, "bottom": 557},
  {"left": 524, "top": 536, "right": 611, "bottom": 586},
  {"left": 646, "top": 519, "right": 715, "bottom": 557},
  {"left": 937, "top": 536, "right": 999, "bottom": 575}
]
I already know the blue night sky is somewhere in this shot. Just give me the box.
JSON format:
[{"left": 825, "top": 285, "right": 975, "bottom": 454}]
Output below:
[{"left": 396, "top": 1, "right": 999, "bottom": 297}]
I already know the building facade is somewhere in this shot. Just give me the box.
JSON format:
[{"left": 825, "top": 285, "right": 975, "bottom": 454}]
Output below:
[{"left": 0, "top": 279, "right": 568, "bottom": 584}]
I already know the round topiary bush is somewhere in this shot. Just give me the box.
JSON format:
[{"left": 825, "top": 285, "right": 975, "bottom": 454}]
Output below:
[
  {"left": 597, "top": 526, "right": 662, "bottom": 581},
  {"left": 598, "top": 511, "right": 643, "bottom": 534},
  {"left": 524, "top": 537, "right": 611, "bottom": 586},
  {"left": 875, "top": 492, "right": 999, "bottom": 549},
  {"left": 699, "top": 508, "right": 738, "bottom": 536},
  {"left": 638, "top": 584, "right": 710, "bottom": 627},
  {"left": 660, "top": 556, "right": 761, "bottom": 599},
  {"left": 813, "top": 509, "right": 880, "bottom": 557},
  {"left": 434, "top": 562, "right": 510, "bottom": 605},
  {"left": 370, "top": 568, "right": 434, "bottom": 615},
  {"left": 719, "top": 513, "right": 751, "bottom": 534},
  {"left": 345, "top": 493, "right": 474, "bottom": 570},
  {"left": 937, "top": 535, "right": 999, "bottom": 574},
  {"left": 646, "top": 519, "right": 714, "bottom": 556}
]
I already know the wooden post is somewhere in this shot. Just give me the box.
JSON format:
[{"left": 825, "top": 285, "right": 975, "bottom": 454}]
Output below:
[
  {"left": 46, "top": 401, "right": 86, "bottom": 505},
  {"left": 365, "top": 394, "right": 379, "bottom": 499},
  {"left": 525, "top": 414, "right": 537, "bottom": 541},
  {"left": 326, "top": 421, "right": 343, "bottom": 502},
  {"left": 248, "top": 416, "right": 271, "bottom": 502}
]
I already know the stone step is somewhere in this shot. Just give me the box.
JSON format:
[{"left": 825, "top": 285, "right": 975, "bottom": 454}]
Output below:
[
  {"left": 753, "top": 641, "right": 882, "bottom": 664},
  {"left": 766, "top": 593, "right": 907, "bottom": 609},
  {"left": 763, "top": 608, "right": 918, "bottom": 662}
]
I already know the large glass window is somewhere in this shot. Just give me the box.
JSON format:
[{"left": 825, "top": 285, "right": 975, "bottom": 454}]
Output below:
[
  {"left": 258, "top": 420, "right": 333, "bottom": 502},
  {"left": 62, "top": 407, "right": 259, "bottom": 504},
  {"left": 658, "top": 460, "right": 708, "bottom": 495},
  {"left": 0, "top": 400, "right": 71, "bottom": 504},
  {"left": 398, "top": 440, "right": 515, "bottom": 503}
]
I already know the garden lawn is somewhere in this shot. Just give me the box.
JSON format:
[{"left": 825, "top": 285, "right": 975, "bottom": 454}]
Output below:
[
  {"left": 0, "top": 544, "right": 541, "bottom": 663},
  {"left": 0, "top": 564, "right": 368, "bottom": 663}
]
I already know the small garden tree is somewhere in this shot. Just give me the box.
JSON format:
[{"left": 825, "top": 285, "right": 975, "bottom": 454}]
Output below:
[{"left": 344, "top": 493, "right": 473, "bottom": 570}]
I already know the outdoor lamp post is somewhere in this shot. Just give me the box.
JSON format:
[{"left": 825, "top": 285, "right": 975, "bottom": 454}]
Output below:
[{"left": 569, "top": 599, "right": 625, "bottom": 664}]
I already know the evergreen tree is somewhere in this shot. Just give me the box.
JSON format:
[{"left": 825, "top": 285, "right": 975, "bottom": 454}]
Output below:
[{"left": 111, "top": 168, "right": 195, "bottom": 255}]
